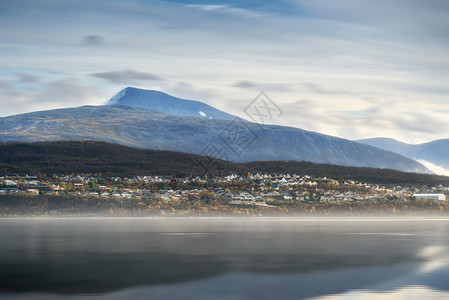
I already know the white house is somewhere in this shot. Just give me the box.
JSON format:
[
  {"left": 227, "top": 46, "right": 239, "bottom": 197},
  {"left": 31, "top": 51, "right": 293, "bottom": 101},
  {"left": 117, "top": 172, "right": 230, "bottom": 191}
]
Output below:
[
  {"left": 413, "top": 194, "right": 446, "bottom": 201},
  {"left": 4, "top": 180, "right": 17, "bottom": 186}
]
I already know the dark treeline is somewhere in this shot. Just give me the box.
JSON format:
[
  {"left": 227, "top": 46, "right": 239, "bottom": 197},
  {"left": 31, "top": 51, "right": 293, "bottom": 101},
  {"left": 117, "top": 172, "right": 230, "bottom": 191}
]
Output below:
[{"left": 1, "top": 140, "right": 448, "bottom": 185}]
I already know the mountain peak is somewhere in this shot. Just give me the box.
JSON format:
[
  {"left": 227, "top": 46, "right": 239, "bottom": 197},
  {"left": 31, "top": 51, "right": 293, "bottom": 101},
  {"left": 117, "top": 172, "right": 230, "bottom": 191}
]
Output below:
[
  {"left": 106, "top": 87, "right": 236, "bottom": 120},
  {"left": 107, "top": 87, "right": 182, "bottom": 105}
]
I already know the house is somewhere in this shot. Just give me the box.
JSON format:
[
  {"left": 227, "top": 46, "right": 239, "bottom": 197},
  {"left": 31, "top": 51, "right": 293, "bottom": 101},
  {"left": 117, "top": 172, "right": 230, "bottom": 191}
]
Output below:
[
  {"left": 154, "top": 193, "right": 170, "bottom": 202},
  {"left": 4, "top": 180, "right": 17, "bottom": 186},
  {"left": 121, "top": 192, "right": 132, "bottom": 198},
  {"left": 283, "top": 195, "right": 293, "bottom": 200},
  {"left": 1, "top": 188, "right": 20, "bottom": 194},
  {"left": 27, "top": 189, "right": 39, "bottom": 195},
  {"left": 26, "top": 181, "right": 39, "bottom": 186},
  {"left": 413, "top": 194, "right": 446, "bottom": 201}
]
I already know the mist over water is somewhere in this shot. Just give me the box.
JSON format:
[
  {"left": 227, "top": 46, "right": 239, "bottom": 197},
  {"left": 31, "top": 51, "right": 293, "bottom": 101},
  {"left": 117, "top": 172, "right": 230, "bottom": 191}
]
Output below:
[{"left": 0, "top": 217, "right": 449, "bottom": 299}]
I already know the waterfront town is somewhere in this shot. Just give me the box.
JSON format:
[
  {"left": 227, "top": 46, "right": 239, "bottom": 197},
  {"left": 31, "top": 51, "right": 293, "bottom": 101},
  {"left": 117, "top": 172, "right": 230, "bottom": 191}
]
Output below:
[
  {"left": 1, "top": 172, "right": 448, "bottom": 216},
  {"left": 1, "top": 172, "right": 448, "bottom": 200}
]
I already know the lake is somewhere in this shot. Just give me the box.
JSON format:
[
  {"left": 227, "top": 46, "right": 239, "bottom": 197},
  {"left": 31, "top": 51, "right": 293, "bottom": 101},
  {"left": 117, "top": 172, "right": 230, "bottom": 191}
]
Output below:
[{"left": 0, "top": 217, "right": 449, "bottom": 299}]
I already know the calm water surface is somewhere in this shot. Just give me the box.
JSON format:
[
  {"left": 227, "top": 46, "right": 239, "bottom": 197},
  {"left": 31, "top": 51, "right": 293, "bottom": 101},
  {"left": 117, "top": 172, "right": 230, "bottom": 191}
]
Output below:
[{"left": 0, "top": 217, "right": 449, "bottom": 299}]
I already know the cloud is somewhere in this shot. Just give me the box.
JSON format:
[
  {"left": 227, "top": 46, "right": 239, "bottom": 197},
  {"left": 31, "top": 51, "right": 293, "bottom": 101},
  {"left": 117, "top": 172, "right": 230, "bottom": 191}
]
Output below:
[
  {"left": 233, "top": 81, "right": 258, "bottom": 89},
  {"left": 417, "top": 160, "right": 449, "bottom": 176},
  {"left": 391, "top": 112, "right": 448, "bottom": 134},
  {"left": 276, "top": 98, "right": 449, "bottom": 144},
  {"left": 185, "top": 4, "right": 262, "bottom": 18},
  {"left": 165, "top": 81, "right": 220, "bottom": 105},
  {"left": 0, "top": 77, "right": 103, "bottom": 117},
  {"left": 16, "top": 73, "right": 40, "bottom": 83},
  {"left": 280, "top": 99, "right": 342, "bottom": 133},
  {"left": 232, "top": 81, "right": 291, "bottom": 91},
  {"left": 35, "top": 79, "right": 103, "bottom": 107},
  {"left": 299, "top": 82, "right": 354, "bottom": 95},
  {"left": 90, "top": 70, "right": 164, "bottom": 84},
  {"left": 82, "top": 35, "right": 104, "bottom": 46},
  {"left": 297, "top": 0, "right": 449, "bottom": 40}
]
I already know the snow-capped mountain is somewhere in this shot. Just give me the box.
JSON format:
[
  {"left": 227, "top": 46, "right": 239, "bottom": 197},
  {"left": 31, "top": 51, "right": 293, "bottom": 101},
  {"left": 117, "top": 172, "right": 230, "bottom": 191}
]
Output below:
[{"left": 106, "top": 87, "right": 236, "bottom": 120}]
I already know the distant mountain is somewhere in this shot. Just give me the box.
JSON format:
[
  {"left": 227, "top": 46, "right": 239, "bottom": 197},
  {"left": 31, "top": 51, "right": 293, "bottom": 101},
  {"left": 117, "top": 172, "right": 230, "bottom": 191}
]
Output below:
[
  {"left": 0, "top": 105, "right": 430, "bottom": 173},
  {"left": 357, "top": 138, "right": 449, "bottom": 169},
  {"left": 1, "top": 141, "right": 447, "bottom": 185},
  {"left": 356, "top": 138, "right": 411, "bottom": 154},
  {"left": 106, "top": 87, "right": 236, "bottom": 120}
]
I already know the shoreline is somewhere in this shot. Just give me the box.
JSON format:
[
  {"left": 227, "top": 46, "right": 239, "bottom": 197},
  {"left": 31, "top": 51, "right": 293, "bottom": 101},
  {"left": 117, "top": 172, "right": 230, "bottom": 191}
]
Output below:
[{"left": 2, "top": 215, "right": 449, "bottom": 220}]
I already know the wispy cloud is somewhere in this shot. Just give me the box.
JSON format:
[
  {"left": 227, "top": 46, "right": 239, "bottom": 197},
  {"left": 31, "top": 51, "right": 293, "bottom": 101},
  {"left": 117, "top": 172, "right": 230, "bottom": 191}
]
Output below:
[
  {"left": 16, "top": 73, "right": 40, "bottom": 83},
  {"left": 90, "top": 70, "right": 164, "bottom": 85},
  {"left": 0, "top": 76, "right": 103, "bottom": 116},
  {"left": 185, "top": 4, "right": 262, "bottom": 18},
  {"left": 232, "top": 81, "right": 291, "bottom": 91},
  {"left": 82, "top": 35, "right": 104, "bottom": 46},
  {"left": 299, "top": 82, "right": 355, "bottom": 95}
]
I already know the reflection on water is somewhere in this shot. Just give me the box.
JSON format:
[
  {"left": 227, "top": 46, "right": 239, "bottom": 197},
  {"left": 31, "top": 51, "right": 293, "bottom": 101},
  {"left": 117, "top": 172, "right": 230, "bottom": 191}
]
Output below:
[{"left": 0, "top": 217, "right": 448, "bottom": 299}]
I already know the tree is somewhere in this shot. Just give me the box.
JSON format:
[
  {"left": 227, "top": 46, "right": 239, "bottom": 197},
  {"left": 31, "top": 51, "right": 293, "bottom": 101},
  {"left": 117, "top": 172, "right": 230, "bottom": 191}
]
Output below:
[{"left": 157, "top": 182, "right": 167, "bottom": 190}]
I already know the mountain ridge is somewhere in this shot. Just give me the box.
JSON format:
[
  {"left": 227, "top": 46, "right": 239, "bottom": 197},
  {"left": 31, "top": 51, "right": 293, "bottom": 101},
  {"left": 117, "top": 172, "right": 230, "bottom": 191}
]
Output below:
[
  {"left": 0, "top": 103, "right": 430, "bottom": 173},
  {"left": 357, "top": 137, "right": 449, "bottom": 170}
]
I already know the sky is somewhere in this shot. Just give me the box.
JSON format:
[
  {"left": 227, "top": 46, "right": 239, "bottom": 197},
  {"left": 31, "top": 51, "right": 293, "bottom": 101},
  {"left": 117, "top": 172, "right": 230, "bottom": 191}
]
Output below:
[{"left": 1, "top": 0, "right": 449, "bottom": 144}]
